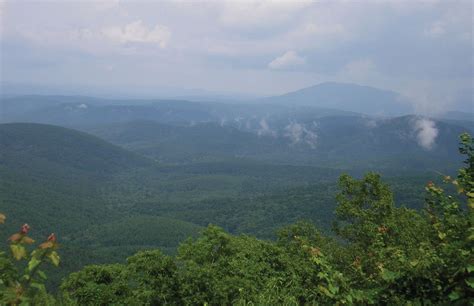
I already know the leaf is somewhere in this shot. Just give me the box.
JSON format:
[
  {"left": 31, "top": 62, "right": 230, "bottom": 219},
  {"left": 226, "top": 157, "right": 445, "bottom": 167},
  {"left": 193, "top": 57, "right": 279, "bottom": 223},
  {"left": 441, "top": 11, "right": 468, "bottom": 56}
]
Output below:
[
  {"left": 318, "top": 285, "right": 333, "bottom": 298},
  {"left": 317, "top": 272, "right": 327, "bottom": 279},
  {"left": 47, "top": 251, "right": 60, "bottom": 266},
  {"left": 28, "top": 257, "right": 41, "bottom": 272},
  {"left": 39, "top": 241, "right": 53, "bottom": 249},
  {"left": 469, "top": 198, "right": 474, "bottom": 209},
  {"left": 0, "top": 213, "right": 5, "bottom": 224},
  {"left": 328, "top": 283, "right": 339, "bottom": 294},
  {"left": 438, "top": 232, "right": 446, "bottom": 240},
  {"left": 467, "top": 264, "right": 474, "bottom": 273},
  {"left": 466, "top": 277, "right": 474, "bottom": 289},
  {"left": 21, "top": 236, "right": 35, "bottom": 245},
  {"left": 30, "top": 282, "right": 46, "bottom": 292},
  {"left": 37, "top": 270, "right": 47, "bottom": 280},
  {"left": 9, "top": 233, "right": 22, "bottom": 242},
  {"left": 381, "top": 269, "right": 399, "bottom": 282},
  {"left": 10, "top": 244, "right": 27, "bottom": 260},
  {"left": 448, "top": 291, "right": 460, "bottom": 301}
]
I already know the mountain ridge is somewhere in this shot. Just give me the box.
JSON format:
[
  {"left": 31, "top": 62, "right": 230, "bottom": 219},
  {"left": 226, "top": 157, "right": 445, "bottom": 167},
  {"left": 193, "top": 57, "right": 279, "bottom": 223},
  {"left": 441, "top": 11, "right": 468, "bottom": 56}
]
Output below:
[{"left": 261, "top": 82, "right": 413, "bottom": 116}]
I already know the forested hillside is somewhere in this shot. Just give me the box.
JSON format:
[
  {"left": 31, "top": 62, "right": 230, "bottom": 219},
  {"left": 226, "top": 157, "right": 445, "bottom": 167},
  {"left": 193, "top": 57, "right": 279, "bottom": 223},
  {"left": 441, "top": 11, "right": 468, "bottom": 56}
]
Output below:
[
  {"left": 0, "top": 90, "right": 471, "bottom": 302},
  {"left": 0, "top": 122, "right": 440, "bottom": 288},
  {"left": 1, "top": 133, "right": 472, "bottom": 305},
  {"left": 2, "top": 92, "right": 471, "bottom": 171},
  {"left": 82, "top": 116, "right": 468, "bottom": 172}
]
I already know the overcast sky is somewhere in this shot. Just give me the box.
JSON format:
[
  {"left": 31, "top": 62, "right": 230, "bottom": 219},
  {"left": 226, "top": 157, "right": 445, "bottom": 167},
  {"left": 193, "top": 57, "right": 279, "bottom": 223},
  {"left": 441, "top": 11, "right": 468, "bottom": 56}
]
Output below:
[{"left": 0, "top": 0, "right": 472, "bottom": 110}]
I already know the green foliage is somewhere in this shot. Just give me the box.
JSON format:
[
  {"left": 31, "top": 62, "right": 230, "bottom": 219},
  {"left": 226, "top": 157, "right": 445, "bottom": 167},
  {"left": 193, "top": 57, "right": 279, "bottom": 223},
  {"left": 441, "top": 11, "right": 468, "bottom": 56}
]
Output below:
[
  {"left": 60, "top": 133, "right": 474, "bottom": 304},
  {"left": 61, "top": 225, "right": 360, "bottom": 305},
  {"left": 61, "top": 264, "right": 130, "bottom": 305},
  {"left": 0, "top": 122, "right": 435, "bottom": 291},
  {"left": 334, "top": 172, "right": 395, "bottom": 247},
  {"left": 420, "top": 132, "right": 473, "bottom": 303},
  {"left": 0, "top": 217, "right": 60, "bottom": 305},
  {"left": 2, "top": 122, "right": 472, "bottom": 304},
  {"left": 329, "top": 133, "right": 474, "bottom": 303}
]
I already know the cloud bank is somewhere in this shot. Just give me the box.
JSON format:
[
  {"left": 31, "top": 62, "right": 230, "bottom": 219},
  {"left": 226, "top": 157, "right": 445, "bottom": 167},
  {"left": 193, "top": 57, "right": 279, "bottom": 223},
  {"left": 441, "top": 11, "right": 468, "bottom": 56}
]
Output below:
[{"left": 102, "top": 20, "right": 171, "bottom": 47}]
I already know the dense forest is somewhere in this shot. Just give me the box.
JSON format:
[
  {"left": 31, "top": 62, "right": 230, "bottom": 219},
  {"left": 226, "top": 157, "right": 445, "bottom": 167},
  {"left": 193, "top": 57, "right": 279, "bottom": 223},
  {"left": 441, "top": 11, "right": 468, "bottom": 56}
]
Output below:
[
  {"left": 1, "top": 133, "right": 472, "bottom": 305},
  {"left": 0, "top": 121, "right": 444, "bottom": 287}
]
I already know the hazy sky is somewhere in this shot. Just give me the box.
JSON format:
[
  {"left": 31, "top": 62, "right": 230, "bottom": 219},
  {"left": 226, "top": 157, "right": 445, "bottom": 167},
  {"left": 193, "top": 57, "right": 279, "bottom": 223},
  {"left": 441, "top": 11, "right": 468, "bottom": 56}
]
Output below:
[{"left": 0, "top": 0, "right": 472, "bottom": 110}]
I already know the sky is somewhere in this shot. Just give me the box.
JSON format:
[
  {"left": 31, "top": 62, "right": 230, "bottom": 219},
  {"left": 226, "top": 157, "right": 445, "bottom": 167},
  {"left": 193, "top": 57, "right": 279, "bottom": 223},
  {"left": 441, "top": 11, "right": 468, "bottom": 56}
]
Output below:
[{"left": 0, "top": 0, "right": 472, "bottom": 111}]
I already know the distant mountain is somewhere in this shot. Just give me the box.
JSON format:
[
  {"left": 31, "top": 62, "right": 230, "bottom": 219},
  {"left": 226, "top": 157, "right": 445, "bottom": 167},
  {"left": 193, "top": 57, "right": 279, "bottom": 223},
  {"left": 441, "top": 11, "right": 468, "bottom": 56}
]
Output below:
[
  {"left": 261, "top": 82, "right": 413, "bottom": 116},
  {"left": 84, "top": 115, "right": 468, "bottom": 172},
  {"left": 0, "top": 96, "right": 224, "bottom": 126},
  {"left": 0, "top": 95, "right": 109, "bottom": 121},
  {"left": 436, "top": 111, "right": 473, "bottom": 122},
  {"left": 1, "top": 95, "right": 356, "bottom": 128},
  {"left": 435, "top": 111, "right": 474, "bottom": 133},
  {"left": 309, "top": 115, "right": 466, "bottom": 166},
  {"left": 83, "top": 121, "right": 287, "bottom": 164},
  {"left": 0, "top": 82, "right": 260, "bottom": 100}
]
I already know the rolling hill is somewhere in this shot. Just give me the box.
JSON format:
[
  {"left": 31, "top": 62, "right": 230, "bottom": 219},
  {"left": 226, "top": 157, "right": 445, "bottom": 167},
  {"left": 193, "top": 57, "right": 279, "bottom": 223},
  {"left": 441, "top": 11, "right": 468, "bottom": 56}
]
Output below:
[
  {"left": 83, "top": 115, "right": 469, "bottom": 172},
  {"left": 0, "top": 123, "right": 151, "bottom": 173},
  {"left": 0, "top": 119, "right": 458, "bottom": 290},
  {"left": 0, "top": 123, "right": 158, "bottom": 238}
]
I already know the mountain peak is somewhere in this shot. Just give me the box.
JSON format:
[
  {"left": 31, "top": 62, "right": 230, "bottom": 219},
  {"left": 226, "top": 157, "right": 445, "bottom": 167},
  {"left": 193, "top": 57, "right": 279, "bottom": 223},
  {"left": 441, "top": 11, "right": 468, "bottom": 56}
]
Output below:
[{"left": 265, "top": 82, "right": 413, "bottom": 117}]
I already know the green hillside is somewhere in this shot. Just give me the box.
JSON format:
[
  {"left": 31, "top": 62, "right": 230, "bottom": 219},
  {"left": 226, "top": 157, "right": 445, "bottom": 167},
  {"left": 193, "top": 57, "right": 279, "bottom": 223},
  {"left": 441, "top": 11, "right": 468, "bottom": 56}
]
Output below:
[
  {"left": 0, "top": 122, "right": 455, "bottom": 293},
  {"left": 0, "top": 123, "right": 153, "bottom": 235},
  {"left": 3, "top": 133, "right": 470, "bottom": 305},
  {"left": 0, "top": 123, "right": 150, "bottom": 173},
  {"left": 77, "top": 216, "right": 202, "bottom": 249},
  {"left": 84, "top": 116, "right": 468, "bottom": 172}
]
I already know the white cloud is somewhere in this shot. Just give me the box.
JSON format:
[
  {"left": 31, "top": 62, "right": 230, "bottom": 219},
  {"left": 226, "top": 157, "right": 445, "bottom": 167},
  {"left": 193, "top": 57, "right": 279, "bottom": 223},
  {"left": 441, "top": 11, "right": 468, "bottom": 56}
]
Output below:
[
  {"left": 414, "top": 118, "right": 438, "bottom": 150},
  {"left": 12, "top": 20, "right": 171, "bottom": 55},
  {"left": 218, "top": 1, "right": 311, "bottom": 29},
  {"left": 268, "top": 51, "right": 305, "bottom": 70},
  {"left": 423, "top": 3, "right": 472, "bottom": 42},
  {"left": 364, "top": 118, "right": 378, "bottom": 128},
  {"left": 284, "top": 122, "right": 318, "bottom": 149},
  {"left": 219, "top": 117, "right": 227, "bottom": 126},
  {"left": 102, "top": 20, "right": 170, "bottom": 47},
  {"left": 257, "top": 118, "right": 277, "bottom": 137}
]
